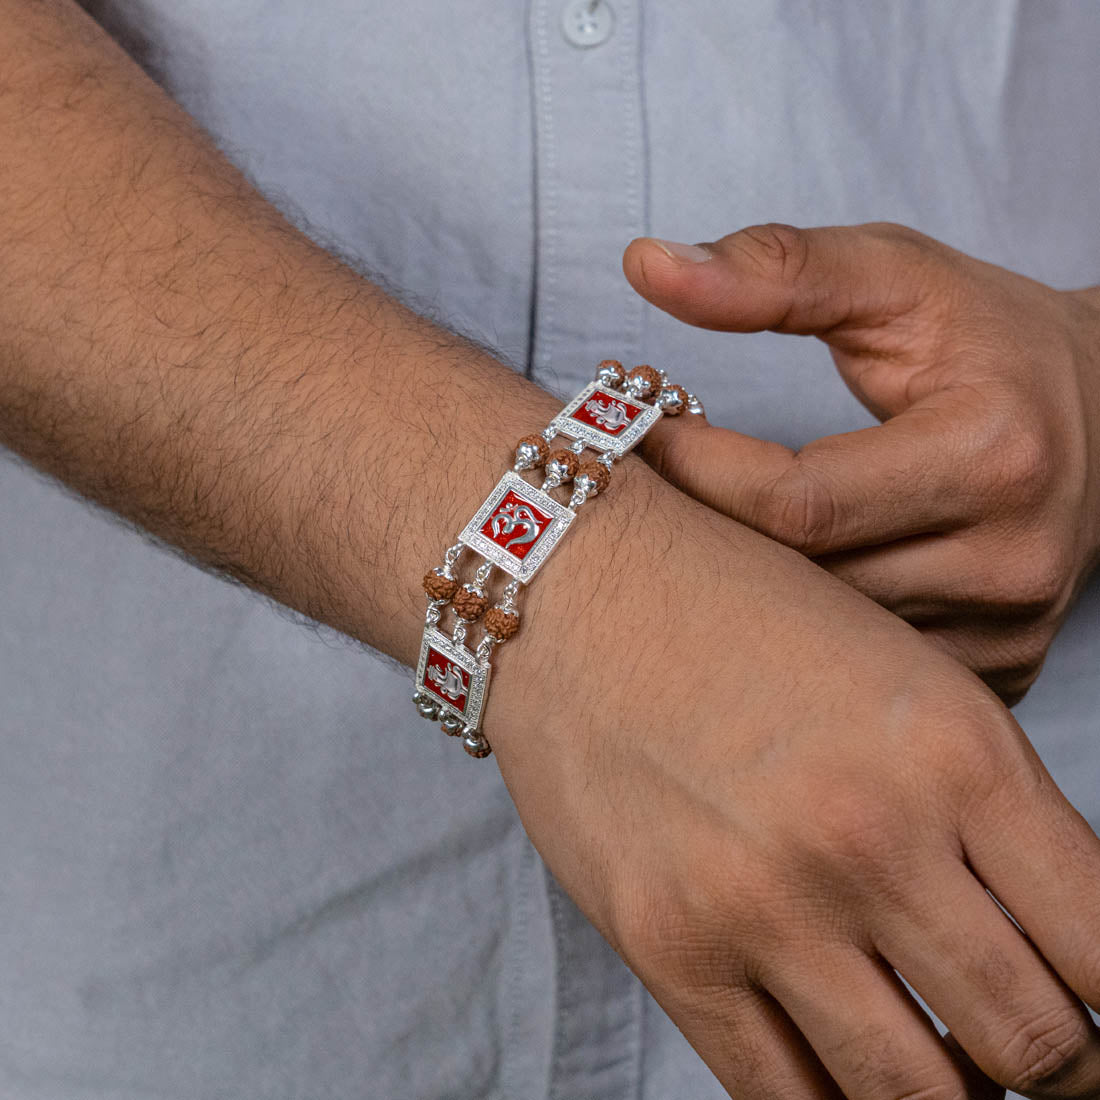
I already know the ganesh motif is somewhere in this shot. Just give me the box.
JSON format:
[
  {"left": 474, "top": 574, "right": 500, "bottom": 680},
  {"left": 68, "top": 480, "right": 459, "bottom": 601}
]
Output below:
[
  {"left": 423, "top": 647, "right": 469, "bottom": 711},
  {"left": 427, "top": 661, "right": 465, "bottom": 701},
  {"left": 569, "top": 389, "right": 642, "bottom": 436},
  {"left": 583, "top": 396, "right": 630, "bottom": 431}
]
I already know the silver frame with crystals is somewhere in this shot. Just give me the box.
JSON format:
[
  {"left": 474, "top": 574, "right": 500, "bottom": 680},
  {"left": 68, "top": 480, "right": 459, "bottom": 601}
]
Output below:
[
  {"left": 458, "top": 469, "right": 575, "bottom": 583},
  {"left": 415, "top": 626, "right": 491, "bottom": 730},
  {"left": 548, "top": 379, "right": 663, "bottom": 457}
]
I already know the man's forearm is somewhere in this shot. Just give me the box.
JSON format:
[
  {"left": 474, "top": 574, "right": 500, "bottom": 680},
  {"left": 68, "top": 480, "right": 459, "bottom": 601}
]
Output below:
[{"left": 0, "top": 0, "right": 614, "bottom": 668}]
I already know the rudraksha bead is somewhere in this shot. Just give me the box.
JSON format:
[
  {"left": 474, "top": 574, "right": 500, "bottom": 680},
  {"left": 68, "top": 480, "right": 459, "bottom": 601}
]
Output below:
[
  {"left": 422, "top": 571, "right": 459, "bottom": 601},
  {"left": 452, "top": 585, "right": 489, "bottom": 621},
  {"left": 514, "top": 433, "right": 550, "bottom": 469},
  {"left": 546, "top": 448, "right": 580, "bottom": 479},
  {"left": 658, "top": 382, "right": 690, "bottom": 415},
  {"left": 595, "top": 359, "right": 626, "bottom": 387},
  {"left": 484, "top": 607, "right": 521, "bottom": 641},
  {"left": 625, "top": 363, "right": 662, "bottom": 399},
  {"left": 576, "top": 459, "right": 611, "bottom": 494}
]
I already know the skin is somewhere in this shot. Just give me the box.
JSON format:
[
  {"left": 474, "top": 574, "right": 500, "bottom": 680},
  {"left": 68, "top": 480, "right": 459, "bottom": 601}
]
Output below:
[
  {"left": 623, "top": 224, "right": 1100, "bottom": 705},
  {"left": 4, "top": 3, "right": 1100, "bottom": 1097}
]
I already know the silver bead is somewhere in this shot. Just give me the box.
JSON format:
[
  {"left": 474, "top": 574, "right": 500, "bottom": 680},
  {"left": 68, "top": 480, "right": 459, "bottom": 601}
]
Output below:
[
  {"left": 541, "top": 426, "right": 557, "bottom": 442},
  {"left": 596, "top": 451, "right": 615, "bottom": 469},
  {"left": 595, "top": 362, "right": 625, "bottom": 388},
  {"left": 568, "top": 439, "right": 586, "bottom": 454},
  {"left": 569, "top": 472, "right": 599, "bottom": 510},
  {"left": 657, "top": 386, "right": 685, "bottom": 412},
  {"left": 575, "top": 473, "right": 598, "bottom": 497},
  {"left": 417, "top": 697, "right": 440, "bottom": 720},
  {"left": 686, "top": 394, "right": 705, "bottom": 416},
  {"left": 624, "top": 368, "right": 656, "bottom": 399},
  {"left": 513, "top": 440, "right": 542, "bottom": 470},
  {"left": 463, "top": 732, "right": 492, "bottom": 758},
  {"left": 440, "top": 713, "right": 465, "bottom": 736},
  {"left": 545, "top": 457, "right": 573, "bottom": 483}
]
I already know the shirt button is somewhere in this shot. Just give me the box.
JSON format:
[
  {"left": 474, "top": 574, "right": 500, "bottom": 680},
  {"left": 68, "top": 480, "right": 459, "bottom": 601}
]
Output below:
[{"left": 561, "top": 0, "right": 615, "bottom": 48}]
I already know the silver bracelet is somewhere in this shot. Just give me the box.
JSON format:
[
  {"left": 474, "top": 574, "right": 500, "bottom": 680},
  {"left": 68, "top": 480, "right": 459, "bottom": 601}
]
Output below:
[{"left": 412, "top": 360, "right": 703, "bottom": 758}]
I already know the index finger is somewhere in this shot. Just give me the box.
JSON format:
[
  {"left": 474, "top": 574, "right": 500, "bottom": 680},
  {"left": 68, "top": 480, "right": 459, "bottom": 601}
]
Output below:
[{"left": 642, "top": 391, "right": 991, "bottom": 555}]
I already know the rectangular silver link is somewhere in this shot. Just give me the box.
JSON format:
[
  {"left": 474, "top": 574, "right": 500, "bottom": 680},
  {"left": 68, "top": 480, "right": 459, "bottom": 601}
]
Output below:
[
  {"left": 548, "top": 379, "right": 662, "bottom": 456},
  {"left": 415, "top": 626, "right": 491, "bottom": 731}
]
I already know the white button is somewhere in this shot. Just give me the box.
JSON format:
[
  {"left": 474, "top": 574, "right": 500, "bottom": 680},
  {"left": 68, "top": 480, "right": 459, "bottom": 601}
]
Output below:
[{"left": 561, "top": 0, "right": 614, "bottom": 48}]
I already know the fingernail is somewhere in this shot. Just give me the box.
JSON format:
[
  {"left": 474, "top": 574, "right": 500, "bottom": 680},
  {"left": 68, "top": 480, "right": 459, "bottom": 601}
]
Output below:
[{"left": 651, "top": 238, "right": 713, "bottom": 263}]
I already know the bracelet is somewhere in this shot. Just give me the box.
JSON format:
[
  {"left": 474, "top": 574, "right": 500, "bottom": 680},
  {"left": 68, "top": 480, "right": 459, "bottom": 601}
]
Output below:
[{"left": 411, "top": 360, "right": 704, "bottom": 759}]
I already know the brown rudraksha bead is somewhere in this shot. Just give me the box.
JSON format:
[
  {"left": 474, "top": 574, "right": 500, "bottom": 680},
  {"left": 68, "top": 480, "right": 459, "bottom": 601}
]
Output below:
[
  {"left": 515, "top": 433, "right": 550, "bottom": 467},
  {"left": 484, "top": 607, "right": 521, "bottom": 641},
  {"left": 625, "top": 363, "right": 662, "bottom": 399},
  {"left": 659, "top": 382, "right": 690, "bottom": 415},
  {"left": 577, "top": 460, "right": 611, "bottom": 494},
  {"left": 546, "top": 448, "right": 580, "bottom": 479},
  {"left": 452, "top": 585, "right": 489, "bottom": 621},
  {"left": 422, "top": 571, "right": 459, "bottom": 601}
]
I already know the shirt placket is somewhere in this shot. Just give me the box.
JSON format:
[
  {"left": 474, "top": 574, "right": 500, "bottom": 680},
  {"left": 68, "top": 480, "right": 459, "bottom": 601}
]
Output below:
[
  {"left": 527, "top": 8, "right": 648, "bottom": 1095},
  {"left": 527, "top": 0, "right": 650, "bottom": 396}
]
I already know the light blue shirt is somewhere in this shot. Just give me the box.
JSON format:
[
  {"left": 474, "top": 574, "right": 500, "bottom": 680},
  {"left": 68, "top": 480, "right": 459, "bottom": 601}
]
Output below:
[{"left": 2, "top": 2, "right": 1098, "bottom": 1096}]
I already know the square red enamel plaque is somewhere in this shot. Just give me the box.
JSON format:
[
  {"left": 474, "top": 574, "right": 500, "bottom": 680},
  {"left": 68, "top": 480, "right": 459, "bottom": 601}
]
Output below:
[
  {"left": 459, "top": 470, "right": 575, "bottom": 583},
  {"left": 549, "top": 379, "right": 663, "bottom": 456},
  {"left": 415, "top": 627, "right": 490, "bottom": 729}
]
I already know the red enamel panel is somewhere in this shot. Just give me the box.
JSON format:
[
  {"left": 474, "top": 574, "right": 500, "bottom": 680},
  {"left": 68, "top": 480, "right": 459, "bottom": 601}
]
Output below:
[
  {"left": 479, "top": 488, "right": 553, "bottom": 561},
  {"left": 569, "top": 389, "right": 644, "bottom": 436},
  {"left": 423, "top": 646, "right": 470, "bottom": 712}
]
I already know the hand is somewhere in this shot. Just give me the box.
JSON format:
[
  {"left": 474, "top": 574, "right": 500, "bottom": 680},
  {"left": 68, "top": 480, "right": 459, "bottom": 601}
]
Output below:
[
  {"left": 622, "top": 223, "right": 1100, "bottom": 704},
  {"left": 486, "top": 464, "right": 1100, "bottom": 1100}
]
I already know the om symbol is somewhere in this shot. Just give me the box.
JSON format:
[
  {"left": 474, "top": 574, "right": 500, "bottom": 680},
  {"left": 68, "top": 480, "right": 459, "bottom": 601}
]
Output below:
[{"left": 490, "top": 501, "right": 543, "bottom": 550}]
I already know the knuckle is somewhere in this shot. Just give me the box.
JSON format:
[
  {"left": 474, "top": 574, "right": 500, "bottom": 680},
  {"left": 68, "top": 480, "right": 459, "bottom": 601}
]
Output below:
[
  {"left": 819, "top": 1018, "right": 968, "bottom": 1100},
  {"left": 986, "top": 417, "right": 1055, "bottom": 502},
  {"left": 913, "top": 695, "right": 1024, "bottom": 813},
  {"left": 1007, "top": 541, "right": 1072, "bottom": 617},
  {"left": 801, "top": 782, "right": 903, "bottom": 872},
  {"left": 728, "top": 222, "right": 811, "bottom": 285},
  {"left": 969, "top": 622, "right": 1053, "bottom": 686},
  {"left": 754, "top": 460, "right": 836, "bottom": 551},
  {"left": 1000, "top": 1006, "right": 1094, "bottom": 1093},
  {"left": 863, "top": 220, "right": 934, "bottom": 251}
]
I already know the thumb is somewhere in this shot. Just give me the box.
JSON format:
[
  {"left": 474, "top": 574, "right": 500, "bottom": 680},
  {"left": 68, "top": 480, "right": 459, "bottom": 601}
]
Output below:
[{"left": 623, "top": 222, "right": 937, "bottom": 337}]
